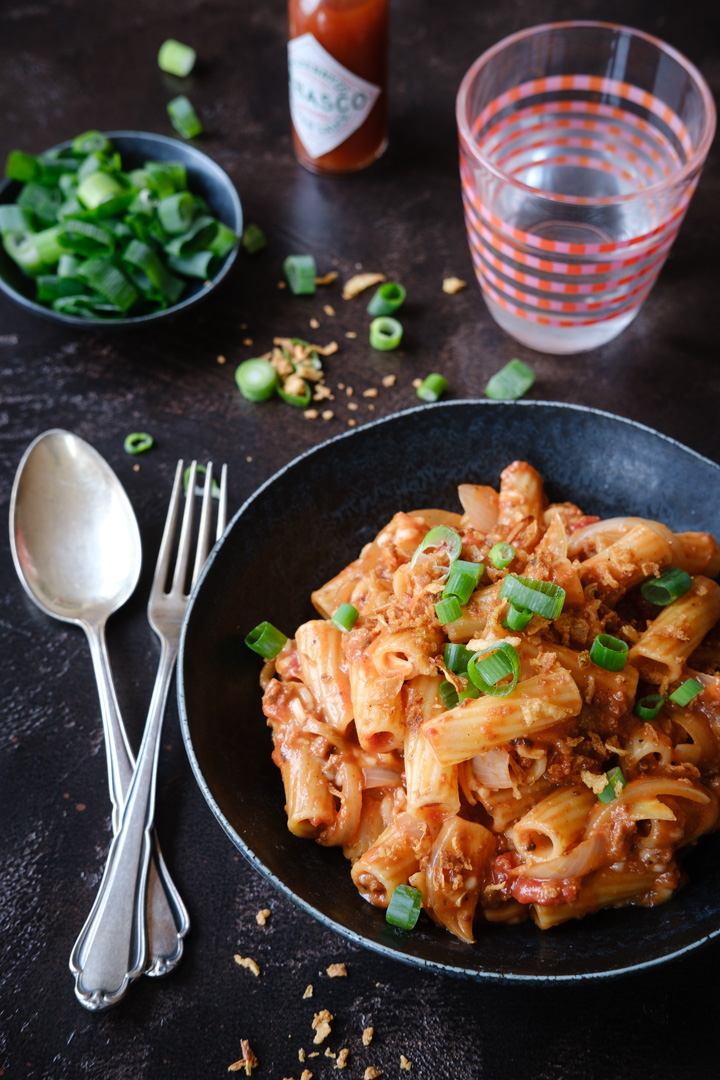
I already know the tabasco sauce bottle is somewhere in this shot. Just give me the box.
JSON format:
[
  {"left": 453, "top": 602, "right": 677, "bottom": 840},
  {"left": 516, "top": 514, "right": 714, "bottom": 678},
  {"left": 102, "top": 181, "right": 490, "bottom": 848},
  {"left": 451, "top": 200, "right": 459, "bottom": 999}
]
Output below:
[{"left": 288, "top": 0, "right": 389, "bottom": 175}]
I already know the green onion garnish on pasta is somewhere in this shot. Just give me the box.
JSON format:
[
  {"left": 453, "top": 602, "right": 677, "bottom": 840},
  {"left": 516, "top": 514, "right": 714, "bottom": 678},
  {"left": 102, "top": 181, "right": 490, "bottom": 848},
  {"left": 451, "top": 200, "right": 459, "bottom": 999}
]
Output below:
[
  {"left": 416, "top": 373, "right": 449, "bottom": 403},
  {"left": 435, "top": 596, "right": 462, "bottom": 625},
  {"left": 369, "top": 315, "right": 403, "bottom": 351},
  {"left": 442, "top": 559, "right": 482, "bottom": 605},
  {"left": 669, "top": 678, "right": 703, "bottom": 706},
  {"left": 158, "top": 39, "right": 197, "bottom": 77},
  {"left": 444, "top": 642, "right": 473, "bottom": 674},
  {"left": 439, "top": 680, "right": 459, "bottom": 710},
  {"left": 167, "top": 95, "right": 203, "bottom": 139},
  {"left": 489, "top": 542, "right": 515, "bottom": 569},
  {"left": 367, "top": 281, "right": 405, "bottom": 316},
  {"left": 467, "top": 642, "right": 520, "bottom": 697},
  {"left": 597, "top": 766, "right": 627, "bottom": 803},
  {"left": 502, "top": 604, "right": 532, "bottom": 632},
  {"left": 410, "top": 526, "right": 462, "bottom": 568},
  {"left": 385, "top": 884, "right": 422, "bottom": 930},
  {"left": 283, "top": 254, "right": 317, "bottom": 295},
  {"left": 640, "top": 567, "right": 692, "bottom": 606},
  {"left": 499, "top": 575, "right": 566, "bottom": 620},
  {"left": 331, "top": 603, "right": 359, "bottom": 633},
  {"left": 589, "top": 633, "right": 629, "bottom": 672},
  {"left": 634, "top": 694, "right": 665, "bottom": 721},
  {"left": 123, "top": 432, "right": 154, "bottom": 455},
  {"left": 485, "top": 358, "right": 536, "bottom": 400},
  {"left": 245, "top": 622, "right": 288, "bottom": 660}
]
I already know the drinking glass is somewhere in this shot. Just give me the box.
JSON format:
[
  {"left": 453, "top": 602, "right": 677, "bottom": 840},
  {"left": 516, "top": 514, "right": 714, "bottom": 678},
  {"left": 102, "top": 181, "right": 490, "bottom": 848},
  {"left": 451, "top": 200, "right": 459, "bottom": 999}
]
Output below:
[{"left": 456, "top": 22, "right": 716, "bottom": 354}]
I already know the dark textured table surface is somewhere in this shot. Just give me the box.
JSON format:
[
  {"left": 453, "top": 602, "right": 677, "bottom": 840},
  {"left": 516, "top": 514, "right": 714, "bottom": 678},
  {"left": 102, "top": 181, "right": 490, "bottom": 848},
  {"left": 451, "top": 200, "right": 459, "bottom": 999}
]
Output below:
[{"left": 1, "top": 2, "right": 719, "bottom": 1078}]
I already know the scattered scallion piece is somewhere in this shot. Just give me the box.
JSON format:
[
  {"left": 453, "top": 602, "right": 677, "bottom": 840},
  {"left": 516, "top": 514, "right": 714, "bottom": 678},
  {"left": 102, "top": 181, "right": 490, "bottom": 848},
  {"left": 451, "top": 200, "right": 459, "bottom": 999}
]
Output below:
[
  {"left": 439, "top": 680, "right": 459, "bottom": 710},
  {"left": 167, "top": 95, "right": 203, "bottom": 139},
  {"left": 410, "top": 525, "right": 462, "bottom": 568},
  {"left": 367, "top": 281, "right": 405, "bottom": 316},
  {"left": 485, "top": 358, "right": 535, "bottom": 401},
  {"left": 669, "top": 678, "right": 703, "bottom": 706},
  {"left": 499, "top": 575, "right": 566, "bottom": 620},
  {"left": 435, "top": 596, "right": 463, "bottom": 625},
  {"left": 242, "top": 223, "right": 267, "bottom": 254},
  {"left": 72, "top": 131, "right": 112, "bottom": 155},
  {"left": 589, "top": 633, "right": 629, "bottom": 672},
  {"left": 283, "top": 253, "right": 316, "bottom": 294},
  {"left": 123, "top": 432, "right": 154, "bottom": 455},
  {"left": 331, "top": 603, "right": 359, "bottom": 632},
  {"left": 417, "top": 373, "right": 448, "bottom": 403},
  {"left": 489, "top": 542, "right": 515, "bottom": 569},
  {"left": 502, "top": 604, "right": 532, "bottom": 632},
  {"left": 634, "top": 694, "right": 665, "bottom": 721},
  {"left": 442, "top": 559, "right": 482, "bottom": 605},
  {"left": 458, "top": 683, "right": 481, "bottom": 702},
  {"left": 386, "top": 884, "right": 422, "bottom": 930},
  {"left": 183, "top": 463, "right": 221, "bottom": 497},
  {"left": 235, "top": 358, "right": 279, "bottom": 402},
  {"left": 158, "top": 39, "right": 197, "bottom": 77},
  {"left": 597, "top": 766, "right": 627, "bottom": 804},
  {"left": 245, "top": 621, "right": 288, "bottom": 660},
  {"left": 369, "top": 315, "right": 403, "bottom": 351},
  {"left": 467, "top": 642, "right": 520, "bottom": 697},
  {"left": 640, "top": 567, "right": 693, "bottom": 607},
  {"left": 444, "top": 642, "right": 473, "bottom": 674}
]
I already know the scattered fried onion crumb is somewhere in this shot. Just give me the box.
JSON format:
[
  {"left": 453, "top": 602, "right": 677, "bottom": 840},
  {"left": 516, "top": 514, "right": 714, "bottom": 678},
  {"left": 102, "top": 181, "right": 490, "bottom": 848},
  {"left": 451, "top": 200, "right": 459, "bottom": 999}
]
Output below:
[
  {"left": 335, "top": 1048, "right": 349, "bottom": 1070},
  {"left": 347, "top": 419, "right": 356, "bottom": 427},
  {"left": 310, "top": 317, "right": 320, "bottom": 329},
  {"left": 442, "top": 276, "right": 466, "bottom": 294},
  {"left": 255, "top": 908, "right": 271, "bottom": 926},
  {"left": 326, "top": 963, "right": 347, "bottom": 978},
  {"left": 278, "top": 281, "right": 286, "bottom": 288},
  {"left": 233, "top": 955, "right": 260, "bottom": 977},
  {"left": 299, "top": 1048, "right": 306, "bottom": 1062},
  {"left": 348, "top": 401, "right": 358, "bottom": 411},
  {"left": 301, "top": 1071, "right": 313, "bottom": 1080},
  {"left": 316, "top": 270, "right": 338, "bottom": 285},
  {"left": 412, "top": 378, "right": 422, "bottom": 388},
  {"left": 217, "top": 354, "right": 226, "bottom": 364},
  {"left": 581, "top": 769, "right": 609, "bottom": 795},
  {"left": 364, "top": 1068, "right": 382, "bottom": 1080},
  {"left": 362, "top": 387, "right": 378, "bottom": 397},
  {"left": 303, "top": 984, "right": 314, "bottom": 999},
  {"left": 324, "top": 305, "right": 335, "bottom": 316},
  {"left": 400, "top": 1055, "right": 412, "bottom": 1070},
  {"left": 304, "top": 409, "right": 319, "bottom": 420},
  {"left": 381, "top": 375, "right": 396, "bottom": 387},
  {"left": 312, "top": 1009, "right": 333, "bottom": 1044},
  {"left": 322, "top": 410, "right": 334, "bottom": 421},
  {"left": 362, "top": 1027, "right": 374, "bottom": 1046},
  {"left": 325, "top": 1048, "right": 337, "bottom": 1059},
  {"left": 345, "top": 331, "right": 357, "bottom": 339},
  {"left": 228, "top": 1040, "right": 258, "bottom": 1075},
  {"left": 342, "top": 272, "right": 385, "bottom": 299},
  {"left": 243, "top": 338, "right": 253, "bottom": 346}
]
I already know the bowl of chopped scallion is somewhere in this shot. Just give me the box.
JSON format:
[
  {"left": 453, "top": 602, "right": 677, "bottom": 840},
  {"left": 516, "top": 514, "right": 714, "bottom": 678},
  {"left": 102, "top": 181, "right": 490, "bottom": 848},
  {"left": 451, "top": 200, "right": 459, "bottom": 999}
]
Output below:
[{"left": 0, "top": 130, "right": 242, "bottom": 326}]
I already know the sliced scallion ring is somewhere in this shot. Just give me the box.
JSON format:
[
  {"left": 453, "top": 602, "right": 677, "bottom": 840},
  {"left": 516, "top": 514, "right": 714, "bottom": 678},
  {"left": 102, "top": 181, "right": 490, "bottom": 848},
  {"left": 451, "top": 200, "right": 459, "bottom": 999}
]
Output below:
[
  {"left": 157, "top": 191, "right": 195, "bottom": 234},
  {"left": 410, "top": 525, "right": 462, "bottom": 568},
  {"left": 502, "top": 604, "right": 532, "bottom": 632},
  {"left": 444, "top": 642, "right": 473, "bottom": 674},
  {"left": 331, "top": 603, "right": 359, "bottom": 633},
  {"left": 669, "top": 678, "right": 703, "bottom": 706},
  {"left": 183, "top": 463, "right": 221, "bottom": 498},
  {"left": 123, "top": 432, "right": 154, "bottom": 455},
  {"left": 245, "top": 621, "right": 288, "bottom": 660},
  {"left": 435, "top": 596, "right": 462, "bottom": 625},
  {"left": 589, "top": 633, "right": 629, "bottom": 672},
  {"left": 485, "top": 358, "right": 535, "bottom": 400},
  {"left": 442, "top": 559, "right": 482, "bottom": 605},
  {"left": 634, "top": 694, "right": 665, "bottom": 721},
  {"left": 467, "top": 641, "right": 520, "bottom": 697},
  {"left": 167, "top": 95, "right": 203, "bottom": 139},
  {"left": 386, "top": 884, "right": 422, "bottom": 930},
  {"left": 235, "top": 358, "right": 279, "bottom": 402},
  {"left": 597, "top": 766, "right": 627, "bottom": 804},
  {"left": 499, "top": 575, "right": 566, "bottom": 620},
  {"left": 439, "top": 680, "right": 459, "bottom": 710},
  {"left": 76, "top": 257, "right": 138, "bottom": 312},
  {"left": 369, "top": 316, "right": 403, "bottom": 351},
  {"left": 283, "top": 253, "right": 316, "bottom": 295},
  {"left": 416, "top": 373, "right": 448, "bottom": 403},
  {"left": 72, "top": 131, "right": 112, "bottom": 155},
  {"left": 367, "top": 281, "right": 405, "bottom": 316},
  {"left": 640, "top": 567, "right": 693, "bottom": 607},
  {"left": 158, "top": 38, "right": 197, "bottom": 77},
  {"left": 489, "top": 542, "right": 515, "bottom": 569}
]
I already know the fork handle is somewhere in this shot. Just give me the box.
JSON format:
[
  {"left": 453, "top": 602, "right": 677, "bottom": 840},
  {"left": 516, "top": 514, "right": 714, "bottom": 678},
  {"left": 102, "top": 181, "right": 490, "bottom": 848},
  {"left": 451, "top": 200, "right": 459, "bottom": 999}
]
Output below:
[
  {"left": 84, "top": 623, "right": 189, "bottom": 982},
  {"left": 70, "top": 639, "right": 178, "bottom": 1010}
]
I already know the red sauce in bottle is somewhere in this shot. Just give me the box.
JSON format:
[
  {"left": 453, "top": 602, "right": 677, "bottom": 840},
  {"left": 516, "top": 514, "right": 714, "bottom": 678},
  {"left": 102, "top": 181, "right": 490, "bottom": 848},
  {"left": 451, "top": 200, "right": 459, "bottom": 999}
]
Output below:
[{"left": 288, "top": 0, "right": 388, "bottom": 175}]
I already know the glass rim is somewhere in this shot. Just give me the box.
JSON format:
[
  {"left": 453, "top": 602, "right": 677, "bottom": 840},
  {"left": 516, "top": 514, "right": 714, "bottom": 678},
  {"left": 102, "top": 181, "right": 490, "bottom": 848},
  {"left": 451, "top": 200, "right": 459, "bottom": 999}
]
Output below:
[{"left": 456, "top": 20, "right": 717, "bottom": 207}]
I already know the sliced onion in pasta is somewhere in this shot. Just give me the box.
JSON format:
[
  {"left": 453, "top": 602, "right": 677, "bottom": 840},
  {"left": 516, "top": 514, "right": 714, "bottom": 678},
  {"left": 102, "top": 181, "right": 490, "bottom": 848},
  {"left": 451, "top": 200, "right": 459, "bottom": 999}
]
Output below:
[{"left": 362, "top": 766, "right": 404, "bottom": 789}]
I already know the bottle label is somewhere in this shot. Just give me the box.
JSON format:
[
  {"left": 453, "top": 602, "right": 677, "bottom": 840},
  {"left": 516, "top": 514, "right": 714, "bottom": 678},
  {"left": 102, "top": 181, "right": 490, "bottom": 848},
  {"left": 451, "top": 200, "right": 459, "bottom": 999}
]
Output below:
[{"left": 288, "top": 33, "right": 381, "bottom": 159}]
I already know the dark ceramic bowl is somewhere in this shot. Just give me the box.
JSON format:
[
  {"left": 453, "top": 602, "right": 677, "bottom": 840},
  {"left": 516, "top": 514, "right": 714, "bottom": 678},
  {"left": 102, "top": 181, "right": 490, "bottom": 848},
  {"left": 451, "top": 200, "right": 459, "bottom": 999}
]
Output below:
[
  {"left": 0, "top": 130, "right": 242, "bottom": 327},
  {"left": 178, "top": 400, "right": 720, "bottom": 981}
]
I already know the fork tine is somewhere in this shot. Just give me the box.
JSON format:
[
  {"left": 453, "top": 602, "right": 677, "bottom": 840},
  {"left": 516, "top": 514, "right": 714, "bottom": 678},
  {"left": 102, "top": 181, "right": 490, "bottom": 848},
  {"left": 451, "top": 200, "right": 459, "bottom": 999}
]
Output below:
[
  {"left": 150, "top": 459, "right": 184, "bottom": 600},
  {"left": 171, "top": 460, "right": 197, "bottom": 594},
  {"left": 191, "top": 462, "right": 214, "bottom": 588},
  {"left": 216, "top": 463, "right": 228, "bottom": 540}
]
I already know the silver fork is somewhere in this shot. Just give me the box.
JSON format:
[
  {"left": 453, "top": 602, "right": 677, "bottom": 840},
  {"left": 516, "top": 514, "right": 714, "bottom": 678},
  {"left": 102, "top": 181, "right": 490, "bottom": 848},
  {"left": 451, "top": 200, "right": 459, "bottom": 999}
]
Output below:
[{"left": 70, "top": 460, "right": 227, "bottom": 1010}]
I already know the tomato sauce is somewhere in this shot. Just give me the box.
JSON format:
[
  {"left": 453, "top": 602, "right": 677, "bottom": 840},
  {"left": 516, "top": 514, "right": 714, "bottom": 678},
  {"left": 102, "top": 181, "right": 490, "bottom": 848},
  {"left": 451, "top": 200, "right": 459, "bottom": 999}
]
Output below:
[{"left": 288, "top": 0, "right": 388, "bottom": 174}]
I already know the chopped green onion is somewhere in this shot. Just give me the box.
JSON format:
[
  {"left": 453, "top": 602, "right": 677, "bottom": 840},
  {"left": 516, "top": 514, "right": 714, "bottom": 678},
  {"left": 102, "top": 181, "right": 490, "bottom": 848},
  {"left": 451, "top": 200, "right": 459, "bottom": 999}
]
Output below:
[
  {"left": 489, "top": 542, "right": 515, "bottom": 569},
  {"left": 283, "top": 253, "right": 317, "bottom": 295},
  {"left": 35, "top": 275, "right": 85, "bottom": 302},
  {"left": 669, "top": 678, "right": 703, "bottom": 707},
  {"left": 444, "top": 642, "right": 473, "bottom": 674},
  {"left": 167, "top": 95, "right": 203, "bottom": 139},
  {"left": 34, "top": 225, "right": 66, "bottom": 265},
  {"left": 499, "top": 575, "right": 566, "bottom": 620},
  {"left": 51, "top": 295, "right": 119, "bottom": 318},
  {"left": 76, "top": 257, "right": 138, "bottom": 312},
  {"left": 386, "top": 884, "right": 422, "bottom": 930},
  {"left": 485, "top": 358, "right": 536, "bottom": 400},
  {"left": 439, "top": 680, "right": 459, "bottom": 710},
  {"left": 2, "top": 230, "right": 43, "bottom": 276},
  {"left": 634, "top": 694, "right": 666, "bottom": 721},
  {"left": 458, "top": 682, "right": 481, "bottom": 702},
  {"left": 158, "top": 38, "right": 197, "bottom": 77},
  {"left": 58, "top": 253, "right": 82, "bottom": 278},
  {"left": 0, "top": 204, "right": 33, "bottom": 234},
  {"left": 640, "top": 567, "right": 693, "bottom": 607},
  {"left": 277, "top": 378, "right": 312, "bottom": 408},
  {"left": 589, "top": 633, "right": 629, "bottom": 672},
  {"left": 242, "top": 223, "right": 267, "bottom": 254},
  {"left": 209, "top": 222, "right": 238, "bottom": 258},
  {"left": 331, "top": 603, "right": 359, "bottom": 633},
  {"left": 435, "top": 596, "right": 463, "bottom": 625},
  {"left": 122, "top": 239, "right": 185, "bottom": 304},
  {"left": 72, "top": 131, "right": 112, "bottom": 155},
  {"left": 167, "top": 250, "right": 218, "bottom": 279},
  {"left": 157, "top": 192, "right": 195, "bottom": 234},
  {"left": 597, "top": 766, "right": 627, "bottom": 803},
  {"left": 58, "top": 220, "right": 115, "bottom": 257},
  {"left": 467, "top": 642, "right": 520, "bottom": 697},
  {"left": 17, "top": 182, "right": 61, "bottom": 226},
  {"left": 245, "top": 621, "right": 288, "bottom": 660},
  {"left": 5, "top": 150, "right": 39, "bottom": 182},
  {"left": 410, "top": 525, "right": 462, "bottom": 568},
  {"left": 442, "top": 559, "right": 482, "bottom": 605},
  {"left": 367, "top": 281, "right": 405, "bottom": 316},
  {"left": 235, "top": 358, "right": 279, "bottom": 402},
  {"left": 76, "top": 171, "right": 126, "bottom": 210},
  {"left": 164, "top": 214, "right": 218, "bottom": 257},
  {"left": 416, "top": 373, "right": 448, "bottom": 403},
  {"left": 369, "top": 315, "right": 403, "bottom": 351},
  {"left": 183, "top": 463, "right": 221, "bottom": 498},
  {"left": 502, "top": 604, "right": 532, "bottom": 632},
  {"left": 123, "top": 432, "right": 154, "bottom": 455},
  {"left": 143, "top": 162, "right": 177, "bottom": 199}
]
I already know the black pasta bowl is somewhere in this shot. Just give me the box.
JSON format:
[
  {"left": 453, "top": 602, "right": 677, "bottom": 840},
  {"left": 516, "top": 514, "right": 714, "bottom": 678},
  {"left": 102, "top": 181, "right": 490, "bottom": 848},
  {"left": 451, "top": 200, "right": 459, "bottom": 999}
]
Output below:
[
  {"left": 0, "top": 130, "right": 242, "bottom": 327},
  {"left": 178, "top": 400, "right": 720, "bottom": 981}
]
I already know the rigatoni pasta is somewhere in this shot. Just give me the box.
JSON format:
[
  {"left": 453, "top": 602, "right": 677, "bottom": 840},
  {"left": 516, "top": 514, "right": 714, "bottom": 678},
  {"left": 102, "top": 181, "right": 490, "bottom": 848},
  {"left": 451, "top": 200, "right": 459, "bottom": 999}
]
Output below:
[{"left": 256, "top": 461, "right": 720, "bottom": 942}]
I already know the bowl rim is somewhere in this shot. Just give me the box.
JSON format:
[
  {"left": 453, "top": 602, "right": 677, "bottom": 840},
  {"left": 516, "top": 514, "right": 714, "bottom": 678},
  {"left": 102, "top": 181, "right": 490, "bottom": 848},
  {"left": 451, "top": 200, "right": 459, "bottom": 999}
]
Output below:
[
  {"left": 0, "top": 129, "right": 242, "bottom": 327},
  {"left": 178, "top": 399, "right": 720, "bottom": 982}
]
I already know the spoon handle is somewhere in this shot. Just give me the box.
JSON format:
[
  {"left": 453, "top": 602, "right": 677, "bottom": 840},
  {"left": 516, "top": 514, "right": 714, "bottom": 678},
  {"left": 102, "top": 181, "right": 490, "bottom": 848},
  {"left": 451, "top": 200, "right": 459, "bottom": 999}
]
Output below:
[
  {"left": 80, "top": 624, "right": 188, "bottom": 989},
  {"left": 70, "top": 638, "right": 178, "bottom": 1009}
]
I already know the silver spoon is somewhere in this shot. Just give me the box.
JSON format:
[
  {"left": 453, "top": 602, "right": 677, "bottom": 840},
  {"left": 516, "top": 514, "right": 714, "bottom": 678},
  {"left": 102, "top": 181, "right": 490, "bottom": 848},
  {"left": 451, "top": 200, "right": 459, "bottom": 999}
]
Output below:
[{"left": 9, "top": 429, "right": 189, "bottom": 991}]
